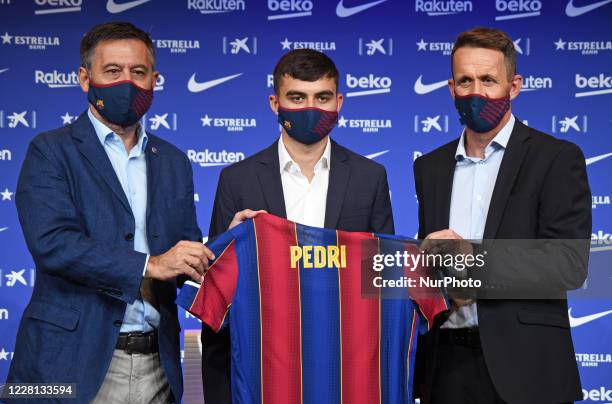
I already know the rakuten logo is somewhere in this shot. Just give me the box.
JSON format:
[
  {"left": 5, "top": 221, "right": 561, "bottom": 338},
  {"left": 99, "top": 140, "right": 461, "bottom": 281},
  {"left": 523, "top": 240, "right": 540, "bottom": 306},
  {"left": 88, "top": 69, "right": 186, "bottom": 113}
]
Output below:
[
  {"left": 187, "top": 0, "right": 245, "bottom": 14},
  {"left": 187, "top": 149, "right": 245, "bottom": 167}
]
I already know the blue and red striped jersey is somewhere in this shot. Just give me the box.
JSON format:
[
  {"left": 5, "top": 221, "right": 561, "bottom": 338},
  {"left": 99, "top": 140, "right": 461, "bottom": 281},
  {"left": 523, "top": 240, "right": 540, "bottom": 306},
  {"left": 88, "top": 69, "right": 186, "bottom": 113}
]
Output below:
[{"left": 177, "top": 213, "right": 448, "bottom": 404}]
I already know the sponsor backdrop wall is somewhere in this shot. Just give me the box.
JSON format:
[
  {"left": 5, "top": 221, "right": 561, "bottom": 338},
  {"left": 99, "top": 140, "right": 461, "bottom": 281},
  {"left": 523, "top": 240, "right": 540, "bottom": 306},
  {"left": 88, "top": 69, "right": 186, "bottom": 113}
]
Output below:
[{"left": 0, "top": 0, "right": 611, "bottom": 401}]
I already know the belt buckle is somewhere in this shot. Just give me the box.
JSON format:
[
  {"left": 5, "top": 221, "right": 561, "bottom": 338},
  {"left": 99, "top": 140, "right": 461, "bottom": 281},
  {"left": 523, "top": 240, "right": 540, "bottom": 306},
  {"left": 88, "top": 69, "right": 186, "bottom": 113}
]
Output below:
[{"left": 124, "top": 332, "right": 143, "bottom": 355}]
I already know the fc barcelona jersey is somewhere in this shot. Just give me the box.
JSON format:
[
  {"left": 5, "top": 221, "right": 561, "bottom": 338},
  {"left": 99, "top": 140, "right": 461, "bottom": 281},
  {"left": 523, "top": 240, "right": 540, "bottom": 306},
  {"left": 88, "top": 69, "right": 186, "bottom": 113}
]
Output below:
[{"left": 177, "top": 213, "right": 448, "bottom": 404}]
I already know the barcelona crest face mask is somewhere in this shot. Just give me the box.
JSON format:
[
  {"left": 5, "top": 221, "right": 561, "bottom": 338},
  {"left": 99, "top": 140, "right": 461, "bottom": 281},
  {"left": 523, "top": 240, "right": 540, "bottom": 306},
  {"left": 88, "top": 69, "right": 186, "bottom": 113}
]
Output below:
[
  {"left": 88, "top": 79, "right": 153, "bottom": 127},
  {"left": 277, "top": 106, "right": 338, "bottom": 145}
]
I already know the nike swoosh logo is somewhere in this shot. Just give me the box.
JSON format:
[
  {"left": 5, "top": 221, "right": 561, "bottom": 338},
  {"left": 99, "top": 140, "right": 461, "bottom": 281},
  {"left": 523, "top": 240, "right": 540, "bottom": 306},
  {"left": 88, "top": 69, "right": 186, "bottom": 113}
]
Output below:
[
  {"left": 336, "top": 0, "right": 388, "bottom": 17},
  {"left": 365, "top": 150, "right": 389, "bottom": 159},
  {"left": 585, "top": 152, "right": 612, "bottom": 166},
  {"left": 566, "top": 0, "right": 612, "bottom": 16},
  {"left": 187, "top": 73, "right": 243, "bottom": 93},
  {"left": 0, "top": 68, "right": 8, "bottom": 74},
  {"left": 106, "top": 0, "right": 151, "bottom": 14},
  {"left": 414, "top": 75, "right": 448, "bottom": 95},
  {"left": 0, "top": 227, "right": 8, "bottom": 232},
  {"left": 568, "top": 307, "right": 612, "bottom": 327}
]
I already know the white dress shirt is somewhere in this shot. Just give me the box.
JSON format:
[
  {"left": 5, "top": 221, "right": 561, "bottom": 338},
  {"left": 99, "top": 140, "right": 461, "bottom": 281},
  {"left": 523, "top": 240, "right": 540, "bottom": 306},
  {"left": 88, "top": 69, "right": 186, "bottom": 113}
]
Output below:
[
  {"left": 278, "top": 135, "right": 331, "bottom": 227},
  {"left": 442, "top": 115, "right": 515, "bottom": 329}
]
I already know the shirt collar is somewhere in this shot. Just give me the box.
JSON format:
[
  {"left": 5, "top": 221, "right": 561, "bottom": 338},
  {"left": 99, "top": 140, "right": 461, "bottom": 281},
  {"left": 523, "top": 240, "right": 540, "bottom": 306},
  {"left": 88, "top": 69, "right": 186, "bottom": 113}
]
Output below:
[
  {"left": 278, "top": 135, "right": 331, "bottom": 174},
  {"left": 455, "top": 114, "right": 515, "bottom": 162},
  {"left": 87, "top": 108, "right": 148, "bottom": 154}
]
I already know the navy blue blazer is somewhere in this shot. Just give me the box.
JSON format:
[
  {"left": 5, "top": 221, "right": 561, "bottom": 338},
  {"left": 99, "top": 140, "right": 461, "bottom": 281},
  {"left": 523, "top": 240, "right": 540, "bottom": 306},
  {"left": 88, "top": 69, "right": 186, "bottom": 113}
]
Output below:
[{"left": 5, "top": 112, "right": 202, "bottom": 403}]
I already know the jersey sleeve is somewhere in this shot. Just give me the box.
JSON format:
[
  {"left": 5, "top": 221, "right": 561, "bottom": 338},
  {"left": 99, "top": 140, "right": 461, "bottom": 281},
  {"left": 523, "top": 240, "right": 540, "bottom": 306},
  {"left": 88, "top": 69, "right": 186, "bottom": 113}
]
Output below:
[{"left": 176, "top": 228, "right": 239, "bottom": 332}]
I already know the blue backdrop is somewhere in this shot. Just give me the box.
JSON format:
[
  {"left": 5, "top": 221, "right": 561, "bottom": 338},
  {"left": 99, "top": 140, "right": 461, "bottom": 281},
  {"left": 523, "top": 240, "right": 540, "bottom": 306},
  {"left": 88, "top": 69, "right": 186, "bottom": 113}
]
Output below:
[{"left": 0, "top": 0, "right": 611, "bottom": 401}]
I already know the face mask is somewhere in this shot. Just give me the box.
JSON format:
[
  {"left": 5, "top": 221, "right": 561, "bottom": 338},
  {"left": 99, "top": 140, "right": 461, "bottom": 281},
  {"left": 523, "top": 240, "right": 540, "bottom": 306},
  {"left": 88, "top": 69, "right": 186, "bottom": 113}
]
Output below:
[
  {"left": 454, "top": 93, "right": 510, "bottom": 133},
  {"left": 277, "top": 106, "right": 338, "bottom": 145},
  {"left": 87, "top": 79, "right": 153, "bottom": 127}
]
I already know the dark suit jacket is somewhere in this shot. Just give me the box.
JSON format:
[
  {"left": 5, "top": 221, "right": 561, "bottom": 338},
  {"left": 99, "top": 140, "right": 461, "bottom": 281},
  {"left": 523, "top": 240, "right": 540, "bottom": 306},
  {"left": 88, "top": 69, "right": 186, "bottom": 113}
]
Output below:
[
  {"left": 6, "top": 112, "right": 203, "bottom": 403},
  {"left": 413, "top": 119, "right": 591, "bottom": 404},
  {"left": 203, "top": 139, "right": 395, "bottom": 403}
]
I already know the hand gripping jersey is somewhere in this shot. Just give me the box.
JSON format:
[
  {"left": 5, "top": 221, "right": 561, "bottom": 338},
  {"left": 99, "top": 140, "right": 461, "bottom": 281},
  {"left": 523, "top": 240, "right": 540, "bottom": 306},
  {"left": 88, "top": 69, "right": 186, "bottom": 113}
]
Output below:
[{"left": 177, "top": 213, "right": 448, "bottom": 404}]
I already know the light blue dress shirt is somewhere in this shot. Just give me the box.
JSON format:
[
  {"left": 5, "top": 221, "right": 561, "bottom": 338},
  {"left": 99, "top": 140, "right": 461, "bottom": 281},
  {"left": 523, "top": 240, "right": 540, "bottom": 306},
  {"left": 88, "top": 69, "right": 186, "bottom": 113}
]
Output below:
[
  {"left": 88, "top": 109, "right": 160, "bottom": 333},
  {"left": 442, "top": 115, "right": 515, "bottom": 329}
]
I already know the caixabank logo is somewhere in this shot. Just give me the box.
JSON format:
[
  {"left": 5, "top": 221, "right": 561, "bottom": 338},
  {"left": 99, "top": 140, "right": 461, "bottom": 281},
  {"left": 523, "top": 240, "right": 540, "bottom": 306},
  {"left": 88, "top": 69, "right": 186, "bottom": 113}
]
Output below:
[
  {"left": 0, "top": 111, "right": 37, "bottom": 129},
  {"left": 222, "top": 37, "right": 257, "bottom": 55},
  {"left": 142, "top": 112, "right": 179, "bottom": 132},
  {"left": 0, "top": 269, "right": 35, "bottom": 288},
  {"left": 551, "top": 115, "right": 588, "bottom": 134},
  {"left": 358, "top": 38, "right": 393, "bottom": 56},
  {"left": 413, "top": 115, "right": 450, "bottom": 133}
]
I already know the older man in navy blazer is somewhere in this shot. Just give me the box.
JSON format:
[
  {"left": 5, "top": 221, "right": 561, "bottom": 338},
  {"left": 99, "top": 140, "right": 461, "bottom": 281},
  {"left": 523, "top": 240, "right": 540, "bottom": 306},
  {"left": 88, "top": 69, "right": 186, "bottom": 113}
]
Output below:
[{"left": 5, "top": 22, "right": 212, "bottom": 403}]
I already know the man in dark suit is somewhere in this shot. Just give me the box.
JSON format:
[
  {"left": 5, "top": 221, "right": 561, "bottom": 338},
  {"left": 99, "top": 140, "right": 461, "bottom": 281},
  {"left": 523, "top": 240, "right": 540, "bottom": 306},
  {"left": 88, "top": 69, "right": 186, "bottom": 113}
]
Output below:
[
  {"left": 414, "top": 27, "right": 591, "bottom": 404},
  {"left": 5, "top": 22, "right": 213, "bottom": 403},
  {"left": 201, "top": 49, "right": 395, "bottom": 403}
]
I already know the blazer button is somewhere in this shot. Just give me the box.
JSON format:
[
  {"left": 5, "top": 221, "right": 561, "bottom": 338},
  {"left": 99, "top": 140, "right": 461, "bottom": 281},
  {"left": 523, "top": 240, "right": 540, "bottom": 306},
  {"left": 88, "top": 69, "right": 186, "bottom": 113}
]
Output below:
[{"left": 125, "top": 233, "right": 134, "bottom": 241}]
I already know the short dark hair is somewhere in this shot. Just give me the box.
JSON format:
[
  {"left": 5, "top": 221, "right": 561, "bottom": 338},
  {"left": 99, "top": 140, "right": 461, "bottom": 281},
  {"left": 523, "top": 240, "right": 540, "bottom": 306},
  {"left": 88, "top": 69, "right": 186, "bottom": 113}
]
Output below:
[
  {"left": 80, "top": 22, "right": 155, "bottom": 69},
  {"left": 273, "top": 49, "right": 339, "bottom": 93},
  {"left": 451, "top": 27, "right": 516, "bottom": 80}
]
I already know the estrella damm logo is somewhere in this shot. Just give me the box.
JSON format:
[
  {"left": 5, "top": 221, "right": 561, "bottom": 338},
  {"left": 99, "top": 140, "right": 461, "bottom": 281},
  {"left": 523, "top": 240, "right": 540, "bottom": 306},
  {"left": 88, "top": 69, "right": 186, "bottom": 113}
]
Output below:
[{"left": 290, "top": 245, "right": 347, "bottom": 269}]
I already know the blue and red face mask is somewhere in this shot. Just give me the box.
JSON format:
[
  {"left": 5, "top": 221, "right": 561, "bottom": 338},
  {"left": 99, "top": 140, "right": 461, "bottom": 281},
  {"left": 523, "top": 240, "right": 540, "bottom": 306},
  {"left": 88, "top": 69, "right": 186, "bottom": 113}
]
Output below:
[
  {"left": 454, "top": 93, "right": 510, "bottom": 133},
  {"left": 277, "top": 106, "right": 339, "bottom": 145},
  {"left": 87, "top": 80, "right": 153, "bottom": 127}
]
